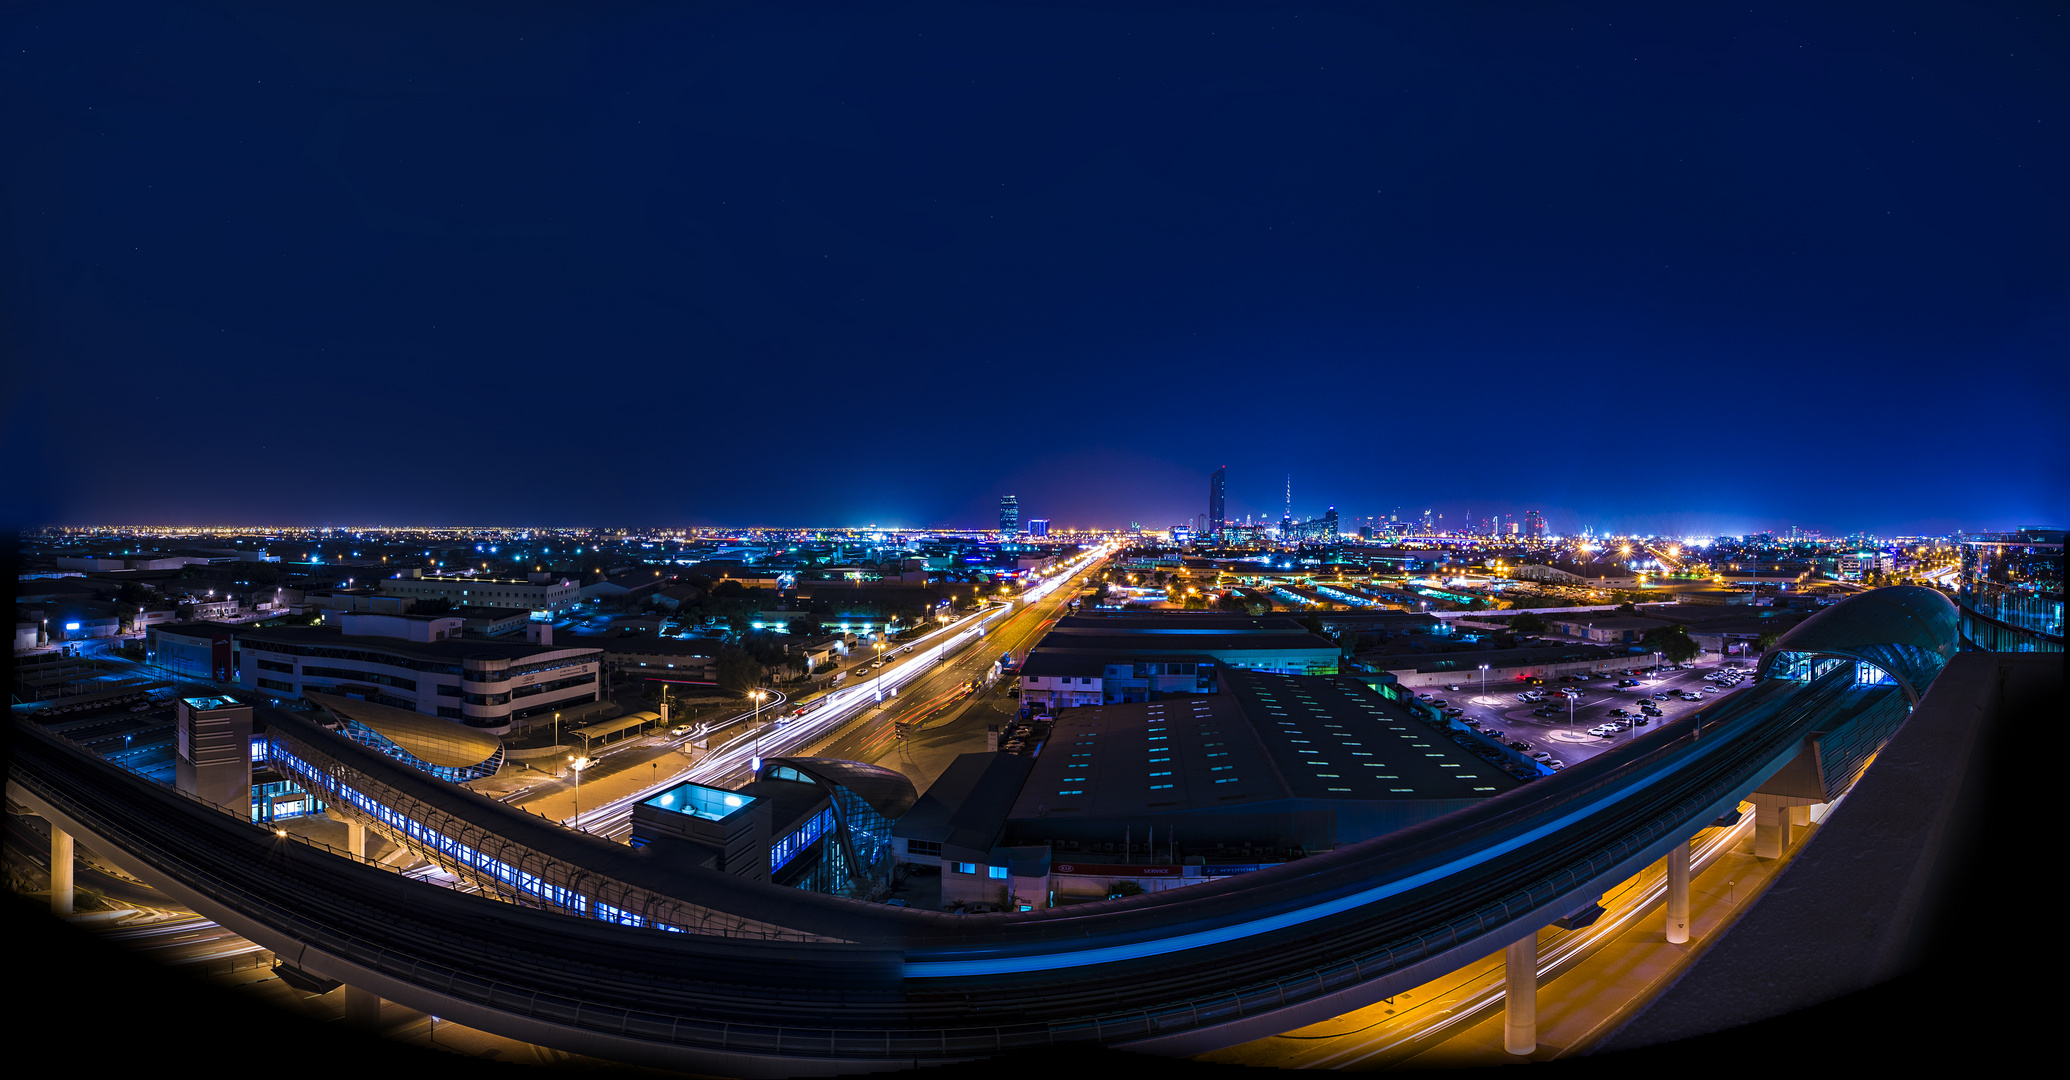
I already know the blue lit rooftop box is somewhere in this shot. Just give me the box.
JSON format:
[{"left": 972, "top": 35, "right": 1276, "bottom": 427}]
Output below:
[{"left": 643, "top": 781, "right": 757, "bottom": 822}]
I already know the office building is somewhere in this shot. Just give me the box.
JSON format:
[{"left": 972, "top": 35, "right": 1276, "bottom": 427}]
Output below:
[
  {"left": 235, "top": 612, "right": 605, "bottom": 734},
  {"left": 1208, "top": 466, "right": 1226, "bottom": 539},
  {"left": 1524, "top": 510, "right": 1547, "bottom": 539},
  {"left": 378, "top": 572, "right": 581, "bottom": 614},
  {"left": 1957, "top": 528, "right": 2064, "bottom": 652},
  {"left": 1027, "top": 519, "right": 1051, "bottom": 538},
  {"left": 999, "top": 496, "right": 1020, "bottom": 535}
]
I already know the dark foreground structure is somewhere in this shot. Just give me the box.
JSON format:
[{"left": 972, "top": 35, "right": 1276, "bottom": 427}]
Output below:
[{"left": 8, "top": 587, "right": 2045, "bottom": 1075}]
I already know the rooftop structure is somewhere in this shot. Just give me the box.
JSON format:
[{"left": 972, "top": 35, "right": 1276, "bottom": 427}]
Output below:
[{"left": 305, "top": 691, "right": 506, "bottom": 782}]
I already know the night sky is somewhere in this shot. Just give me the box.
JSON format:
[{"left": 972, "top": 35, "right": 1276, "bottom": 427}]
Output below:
[{"left": 4, "top": 2, "right": 2064, "bottom": 535}]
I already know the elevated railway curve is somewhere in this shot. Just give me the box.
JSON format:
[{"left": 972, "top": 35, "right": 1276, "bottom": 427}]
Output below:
[{"left": 8, "top": 588, "right": 1958, "bottom": 1075}]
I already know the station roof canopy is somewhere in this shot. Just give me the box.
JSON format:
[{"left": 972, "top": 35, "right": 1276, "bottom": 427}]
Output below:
[
  {"left": 1758, "top": 585, "right": 1960, "bottom": 705},
  {"left": 305, "top": 690, "right": 502, "bottom": 768}
]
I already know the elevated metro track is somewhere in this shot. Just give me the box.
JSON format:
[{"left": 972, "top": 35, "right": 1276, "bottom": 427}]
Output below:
[{"left": 8, "top": 588, "right": 1956, "bottom": 1076}]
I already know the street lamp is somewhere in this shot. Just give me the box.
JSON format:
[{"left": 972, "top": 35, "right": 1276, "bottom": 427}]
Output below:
[
  {"left": 1478, "top": 663, "right": 1489, "bottom": 703},
  {"left": 749, "top": 688, "right": 768, "bottom": 772},
  {"left": 569, "top": 755, "right": 591, "bottom": 822}
]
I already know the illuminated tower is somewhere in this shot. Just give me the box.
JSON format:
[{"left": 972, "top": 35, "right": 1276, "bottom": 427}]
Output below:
[
  {"left": 999, "top": 496, "right": 1020, "bottom": 536},
  {"left": 1208, "top": 466, "right": 1226, "bottom": 540}
]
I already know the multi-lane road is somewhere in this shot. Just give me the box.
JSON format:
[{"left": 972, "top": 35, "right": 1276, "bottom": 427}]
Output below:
[{"left": 557, "top": 543, "right": 1116, "bottom": 834}]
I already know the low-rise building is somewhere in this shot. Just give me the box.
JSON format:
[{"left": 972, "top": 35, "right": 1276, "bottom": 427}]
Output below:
[
  {"left": 1015, "top": 614, "right": 1338, "bottom": 708},
  {"left": 897, "top": 668, "right": 1522, "bottom": 906},
  {"left": 596, "top": 637, "right": 721, "bottom": 686},
  {"left": 378, "top": 572, "right": 581, "bottom": 614},
  {"left": 233, "top": 617, "right": 604, "bottom": 734},
  {"left": 1544, "top": 615, "right": 1668, "bottom": 644}
]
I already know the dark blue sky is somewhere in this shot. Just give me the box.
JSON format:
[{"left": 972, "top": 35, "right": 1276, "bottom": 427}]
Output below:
[{"left": 5, "top": 1, "right": 2064, "bottom": 536}]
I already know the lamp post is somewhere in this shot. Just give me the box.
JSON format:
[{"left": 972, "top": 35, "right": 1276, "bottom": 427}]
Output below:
[
  {"left": 1479, "top": 663, "right": 1489, "bottom": 704},
  {"left": 570, "top": 755, "right": 590, "bottom": 822},
  {"left": 750, "top": 688, "right": 768, "bottom": 773}
]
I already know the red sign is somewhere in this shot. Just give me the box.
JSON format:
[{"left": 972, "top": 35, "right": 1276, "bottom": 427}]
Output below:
[{"left": 1051, "top": 863, "right": 1181, "bottom": 876}]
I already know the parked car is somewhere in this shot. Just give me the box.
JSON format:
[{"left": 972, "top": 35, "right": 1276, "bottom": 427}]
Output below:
[
  {"left": 1531, "top": 751, "right": 1553, "bottom": 761},
  {"left": 1445, "top": 684, "right": 1462, "bottom": 692},
  {"left": 1641, "top": 705, "right": 1664, "bottom": 716},
  {"left": 1508, "top": 740, "right": 1532, "bottom": 751}
]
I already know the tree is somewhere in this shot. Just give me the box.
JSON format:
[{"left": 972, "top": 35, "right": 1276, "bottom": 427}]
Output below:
[
  {"left": 1616, "top": 601, "right": 1637, "bottom": 614},
  {"left": 787, "top": 617, "right": 819, "bottom": 639},
  {"left": 714, "top": 646, "right": 761, "bottom": 695},
  {"left": 1216, "top": 592, "right": 1249, "bottom": 614},
  {"left": 1300, "top": 615, "right": 1326, "bottom": 638},
  {"left": 1511, "top": 612, "right": 1548, "bottom": 635},
  {"left": 1639, "top": 623, "right": 1700, "bottom": 664}
]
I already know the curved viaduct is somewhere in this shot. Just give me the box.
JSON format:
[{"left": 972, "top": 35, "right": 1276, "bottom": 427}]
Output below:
[{"left": 7, "top": 587, "right": 1958, "bottom": 1076}]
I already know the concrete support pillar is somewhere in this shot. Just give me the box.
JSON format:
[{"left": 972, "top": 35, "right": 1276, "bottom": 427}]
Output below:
[
  {"left": 344, "top": 820, "right": 367, "bottom": 860},
  {"left": 344, "top": 984, "right": 382, "bottom": 1028},
  {"left": 1665, "top": 840, "right": 1691, "bottom": 944},
  {"left": 1752, "top": 799, "right": 1788, "bottom": 859},
  {"left": 1504, "top": 934, "right": 1537, "bottom": 1056},
  {"left": 1789, "top": 803, "right": 1812, "bottom": 840},
  {"left": 49, "top": 827, "right": 75, "bottom": 916}
]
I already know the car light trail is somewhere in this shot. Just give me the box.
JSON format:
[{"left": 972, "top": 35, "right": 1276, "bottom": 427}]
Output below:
[{"left": 560, "top": 543, "right": 1115, "bottom": 833}]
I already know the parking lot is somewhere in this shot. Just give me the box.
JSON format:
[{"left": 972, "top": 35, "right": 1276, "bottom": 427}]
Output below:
[{"left": 1412, "top": 657, "right": 1756, "bottom": 773}]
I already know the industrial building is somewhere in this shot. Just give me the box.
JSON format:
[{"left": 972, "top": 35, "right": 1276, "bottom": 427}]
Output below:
[
  {"left": 896, "top": 668, "right": 1520, "bottom": 904},
  {"left": 1016, "top": 614, "right": 1340, "bottom": 708}
]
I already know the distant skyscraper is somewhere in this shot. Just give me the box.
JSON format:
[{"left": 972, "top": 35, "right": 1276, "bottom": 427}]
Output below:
[
  {"left": 1027, "top": 518, "right": 1050, "bottom": 538},
  {"left": 1208, "top": 466, "right": 1226, "bottom": 539},
  {"left": 1524, "top": 510, "right": 1546, "bottom": 539},
  {"left": 999, "top": 496, "right": 1020, "bottom": 535}
]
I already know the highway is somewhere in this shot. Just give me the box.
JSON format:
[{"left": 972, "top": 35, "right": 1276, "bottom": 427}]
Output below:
[{"left": 562, "top": 543, "right": 1115, "bottom": 836}]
